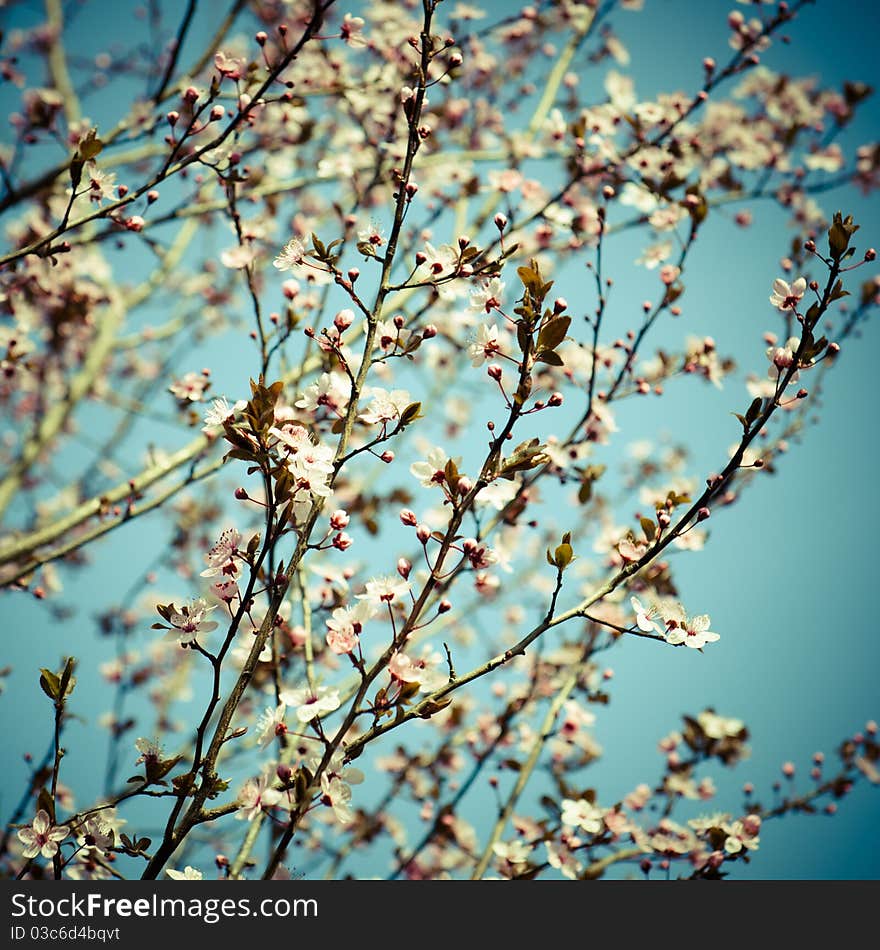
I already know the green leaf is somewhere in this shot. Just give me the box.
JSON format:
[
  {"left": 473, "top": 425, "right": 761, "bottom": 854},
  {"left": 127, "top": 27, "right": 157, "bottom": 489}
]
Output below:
[
  {"left": 640, "top": 517, "right": 656, "bottom": 542},
  {"left": 534, "top": 349, "right": 564, "bottom": 366},
  {"left": 39, "top": 668, "right": 60, "bottom": 701},
  {"left": 399, "top": 402, "right": 422, "bottom": 428},
  {"left": 537, "top": 316, "right": 571, "bottom": 352}
]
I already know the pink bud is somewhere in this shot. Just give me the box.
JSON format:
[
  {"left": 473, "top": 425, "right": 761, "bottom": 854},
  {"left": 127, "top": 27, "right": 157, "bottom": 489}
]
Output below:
[
  {"left": 334, "top": 308, "right": 354, "bottom": 331},
  {"left": 400, "top": 508, "right": 417, "bottom": 526},
  {"left": 210, "top": 105, "right": 225, "bottom": 121},
  {"left": 494, "top": 213, "right": 508, "bottom": 231},
  {"left": 330, "top": 509, "right": 349, "bottom": 530},
  {"left": 865, "top": 248, "right": 876, "bottom": 261},
  {"left": 397, "top": 558, "right": 411, "bottom": 579},
  {"left": 782, "top": 761, "right": 795, "bottom": 778},
  {"left": 696, "top": 507, "right": 710, "bottom": 522},
  {"left": 332, "top": 532, "right": 352, "bottom": 551},
  {"left": 438, "top": 599, "right": 452, "bottom": 614},
  {"left": 487, "top": 364, "right": 503, "bottom": 381},
  {"left": 416, "top": 523, "right": 432, "bottom": 544},
  {"left": 422, "top": 324, "right": 437, "bottom": 339},
  {"left": 548, "top": 393, "right": 563, "bottom": 407},
  {"left": 166, "top": 111, "right": 179, "bottom": 126},
  {"left": 234, "top": 487, "right": 248, "bottom": 500},
  {"left": 380, "top": 450, "right": 394, "bottom": 463}
]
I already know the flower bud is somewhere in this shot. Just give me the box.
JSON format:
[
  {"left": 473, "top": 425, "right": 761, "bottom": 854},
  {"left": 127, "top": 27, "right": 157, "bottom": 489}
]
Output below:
[
  {"left": 330, "top": 509, "right": 349, "bottom": 530},
  {"left": 400, "top": 508, "right": 417, "bottom": 526},
  {"left": 334, "top": 308, "right": 354, "bottom": 331},
  {"left": 397, "top": 557, "right": 411, "bottom": 579},
  {"left": 332, "top": 532, "right": 353, "bottom": 551},
  {"left": 416, "top": 523, "right": 432, "bottom": 544}
]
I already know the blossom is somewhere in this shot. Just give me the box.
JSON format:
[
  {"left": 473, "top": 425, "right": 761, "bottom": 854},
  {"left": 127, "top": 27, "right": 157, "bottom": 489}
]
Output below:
[
  {"left": 17, "top": 810, "right": 68, "bottom": 860},
  {"left": 280, "top": 684, "right": 341, "bottom": 722},
  {"left": 697, "top": 710, "right": 745, "bottom": 740},
  {"left": 468, "top": 323, "right": 501, "bottom": 367},
  {"left": 220, "top": 245, "right": 256, "bottom": 269},
  {"left": 631, "top": 595, "right": 661, "bottom": 633},
  {"left": 340, "top": 13, "right": 367, "bottom": 45},
  {"left": 388, "top": 648, "right": 446, "bottom": 691},
  {"left": 295, "top": 372, "right": 350, "bottom": 415},
  {"left": 254, "top": 703, "right": 287, "bottom": 747},
  {"left": 75, "top": 816, "right": 115, "bottom": 854},
  {"left": 560, "top": 798, "right": 606, "bottom": 834},
  {"left": 236, "top": 771, "right": 282, "bottom": 822},
  {"left": 359, "top": 388, "right": 411, "bottom": 426},
  {"left": 168, "top": 597, "right": 219, "bottom": 646},
  {"left": 769, "top": 276, "right": 806, "bottom": 311},
  {"left": 724, "top": 814, "right": 761, "bottom": 854},
  {"left": 356, "top": 575, "right": 411, "bottom": 605},
  {"left": 202, "top": 397, "right": 246, "bottom": 432},
  {"left": 169, "top": 372, "right": 209, "bottom": 403},
  {"left": 270, "top": 423, "right": 335, "bottom": 501},
  {"left": 468, "top": 278, "right": 504, "bottom": 313},
  {"left": 546, "top": 840, "right": 583, "bottom": 880},
  {"left": 664, "top": 610, "right": 720, "bottom": 649},
  {"left": 134, "top": 737, "right": 163, "bottom": 767},
  {"left": 273, "top": 238, "right": 307, "bottom": 271},
  {"left": 493, "top": 839, "right": 532, "bottom": 866},
  {"left": 201, "top": 527, "right": 241, "bottom": 577},
  {"left": 166, "top": 866, "right": 203, "bottom": 880},
  {"left": 410, "top": 446, "right": 457, "bottom": 488},
  {"left": 325, "top": 600, "right": 374, "bottom": 655},
  {"left": 214, "top": 50, "right": 246, "bottom": 79},
  {"left": 313, "top": 750, "right": 364, "bottom": 825}
]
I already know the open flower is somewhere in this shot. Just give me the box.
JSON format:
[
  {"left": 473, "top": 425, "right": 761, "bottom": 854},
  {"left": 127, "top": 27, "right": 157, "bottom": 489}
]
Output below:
[
  {"left": 769, "top": 276, "right": 806, "bottom": 311},
  {"left": 468, "top": 323, "right": 501, "bottom": 366},
  {"left": 631, "top": 596, "right": 661, "bottom": 633},
  {"left": 664, "top": 611, "right": 720, "bottom": 649},
  {"left": 280, "top": 684, "right": 341, "bottom": 722},
  {"left": 17, "top": 810, "right": 68, "bottom": 860},
  {"left": 167, "top": 598, "right": 219, "bottom": 646},
  {"left": 166, "top": 866, "right": 204, "bottom": 880}
]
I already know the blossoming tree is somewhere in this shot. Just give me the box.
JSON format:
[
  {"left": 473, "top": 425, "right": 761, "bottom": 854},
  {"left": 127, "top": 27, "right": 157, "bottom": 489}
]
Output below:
[{"left": 1, "top": 0, "right": 878, "bottom": 881}]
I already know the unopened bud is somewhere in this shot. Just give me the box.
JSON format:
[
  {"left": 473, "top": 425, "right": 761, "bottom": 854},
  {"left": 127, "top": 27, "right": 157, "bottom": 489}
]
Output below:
[
  {"left": 332, "top": 532, "right": 353, "bottom": 551},
  {"left": 334, "top": 308, "right": 354, "bottom": 331},
  {"left": 487, "top": 363, "right": 503, "bottom": 381},
  {"left": 380, "top": 450, "right": 394, "bottom": 463},
  {"left": 330, "top": 509, "right": 349, "bottom": 530},
  {"left": 438, "top": 599, "right": 452, "bottom": 614},
  {"left": 400, "top": 508, "right": 417, "bottom": 526},
  {"left": 696, "top": 507, "right": 711, "bottom": 522},
  {"left": 416, "top": 523, "right": 432, "bottom": 544},
  {"left": 494, "top": 213, "right": 508, "bottom": 231}
]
